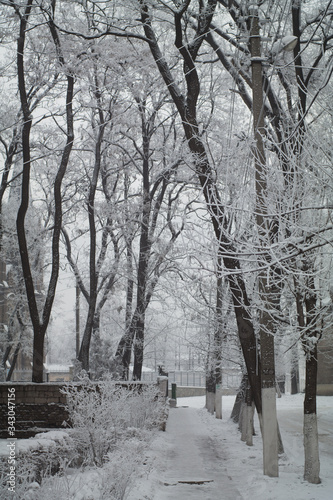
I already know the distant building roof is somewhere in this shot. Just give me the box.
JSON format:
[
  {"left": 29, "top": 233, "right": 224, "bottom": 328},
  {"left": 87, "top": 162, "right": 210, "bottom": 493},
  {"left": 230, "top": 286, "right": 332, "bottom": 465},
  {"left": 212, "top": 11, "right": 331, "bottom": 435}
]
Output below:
[{"left": 44, "top": 364, "right": 72, "bottom": 373}]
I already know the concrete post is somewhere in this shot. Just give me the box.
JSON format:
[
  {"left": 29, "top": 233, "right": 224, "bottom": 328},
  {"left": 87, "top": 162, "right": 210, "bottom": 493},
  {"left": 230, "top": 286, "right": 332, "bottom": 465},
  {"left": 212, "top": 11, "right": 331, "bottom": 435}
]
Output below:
[{"left": 250, "top": 7, "right": 279, "bottom": 477}]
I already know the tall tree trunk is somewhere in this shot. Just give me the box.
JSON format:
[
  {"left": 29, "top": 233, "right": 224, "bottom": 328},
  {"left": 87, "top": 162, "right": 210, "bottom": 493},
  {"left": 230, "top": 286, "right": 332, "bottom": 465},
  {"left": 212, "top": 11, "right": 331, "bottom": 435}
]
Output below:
[
  {"left": 231, "top": 373, "right": 248, "bottom": 423},
  {"left": 123, "top": 220, "right": 135, "bottom": 377},
  {"left": 77, "top": 64, "right": 106, "bottom": 372},
  {"left": 114, "top": 173, "right": 134, "bottom": 379},
  {"left": 303, "top": 346, "right": 320, "bottom": 484},
  {"left": 117, "top": 311, "right": 136, "bottom": 379},
  {"left": 133, "top": 310, "right": 146, "bottom": 380},
  {"left": 131, "top": 191, "right": 150, "bottom": 380},
  {"left": 214, "top": 256, "right": 223, "bottom": 419},
  {"left": 15, "top": 1, "right": 46, "bottom": 383},
  {"left": 290, "top": 344, "right": 300, "bottom": 394},
  {"left": 295, "top": 270, "right": 321, "bottom": 483},
  {"left": 32, "top": 330, "right": 46, "bottom": 382},
  {"left": 303, "top": 276, "right": 320, "bottom": 484},
  {"left": 131, "top": 99, "right": 152, "bottom": 380},
  {"left": 14, "top": 2, "right": 74, "bottom": 382},
  {"left": 79, "top": 301, "right": 97, "bottom": 373},
  {"left": 206, "top": 369, "right": 216, "bottom": 415}
]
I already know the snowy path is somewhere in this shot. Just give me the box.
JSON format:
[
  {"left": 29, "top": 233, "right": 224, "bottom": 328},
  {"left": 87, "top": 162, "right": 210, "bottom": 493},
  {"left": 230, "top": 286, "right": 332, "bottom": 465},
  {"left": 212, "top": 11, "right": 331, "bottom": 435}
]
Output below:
[
  {"left": 128, "top": 395, "right": 333, "bottom": 500},
  {"left": 130, "top": 406, "right": 243, "bottom": 500},
  {"left": 2, "top": 395, "right": 331, "bottom": 499}
]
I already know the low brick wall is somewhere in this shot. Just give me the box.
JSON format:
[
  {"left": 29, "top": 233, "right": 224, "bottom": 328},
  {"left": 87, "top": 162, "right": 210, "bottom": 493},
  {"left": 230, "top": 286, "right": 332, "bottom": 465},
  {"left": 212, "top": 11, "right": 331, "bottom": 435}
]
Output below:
[
  {"left": 0, "top": 378, "right": 169, "bottom": 438},
  {"left": 0, "top": 383, "right": 69, "bottom": 438},
  {"left": 168, "top": 386, "right": 206, "bottom": 398}
]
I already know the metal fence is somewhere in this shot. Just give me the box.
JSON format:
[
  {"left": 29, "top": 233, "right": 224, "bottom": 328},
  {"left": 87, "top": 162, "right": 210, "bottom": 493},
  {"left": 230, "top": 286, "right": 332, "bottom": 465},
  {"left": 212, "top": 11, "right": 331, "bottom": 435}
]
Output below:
[
  {"left": 167, "top": 371, "right": 206, "bottom": 387},
  {"left": 9, "top": 368, "right": 242, "bottom": 391},
  {"left": 142, "top": 368, "right": 242, "bottom": 390}
]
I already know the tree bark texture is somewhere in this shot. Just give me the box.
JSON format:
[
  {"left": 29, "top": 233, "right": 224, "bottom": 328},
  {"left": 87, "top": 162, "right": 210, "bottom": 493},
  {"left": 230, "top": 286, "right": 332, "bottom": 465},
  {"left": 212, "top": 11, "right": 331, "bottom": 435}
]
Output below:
[
  {"left": 231, "top": 374, "right": 248, "bottom": 423},
  {"left": 15, "top": 1, "right": 44, "bottom": 383},
  {"left": 303, "top": 276, "right": 321, "bottom": 483}
]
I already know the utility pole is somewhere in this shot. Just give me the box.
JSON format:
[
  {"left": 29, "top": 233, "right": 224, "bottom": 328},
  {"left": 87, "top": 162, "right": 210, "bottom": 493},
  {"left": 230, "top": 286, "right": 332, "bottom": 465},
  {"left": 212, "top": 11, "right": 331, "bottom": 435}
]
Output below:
[{"left": 249, "top": 6, "right": 279, "bottom": 477}]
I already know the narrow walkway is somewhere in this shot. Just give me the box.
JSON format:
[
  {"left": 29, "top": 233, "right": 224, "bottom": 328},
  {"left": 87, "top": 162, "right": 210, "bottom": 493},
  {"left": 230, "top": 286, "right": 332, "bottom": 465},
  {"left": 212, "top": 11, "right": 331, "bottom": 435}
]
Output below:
[{"left": 148, "top": 406, "right": 243, "bottom": 500}]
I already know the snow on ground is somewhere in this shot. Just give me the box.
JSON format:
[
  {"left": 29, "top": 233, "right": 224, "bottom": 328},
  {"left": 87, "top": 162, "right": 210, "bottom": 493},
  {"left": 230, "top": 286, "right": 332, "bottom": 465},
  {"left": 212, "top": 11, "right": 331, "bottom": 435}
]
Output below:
[
  {"left": 0, "top": 430, "right": 73, "bottom": 457},
  {"left": 1, "top": 393, "right": 332, "bottom": 499},
  {"left": 129, "top": 394, "right": 333, "bottom": 500}
]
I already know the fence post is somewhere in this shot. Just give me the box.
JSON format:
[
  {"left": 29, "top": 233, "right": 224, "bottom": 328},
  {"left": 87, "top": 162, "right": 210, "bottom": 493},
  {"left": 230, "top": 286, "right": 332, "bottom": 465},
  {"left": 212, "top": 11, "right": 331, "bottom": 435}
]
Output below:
[{"left": 169, "top": 383, "right": 177, "bottom": 408}]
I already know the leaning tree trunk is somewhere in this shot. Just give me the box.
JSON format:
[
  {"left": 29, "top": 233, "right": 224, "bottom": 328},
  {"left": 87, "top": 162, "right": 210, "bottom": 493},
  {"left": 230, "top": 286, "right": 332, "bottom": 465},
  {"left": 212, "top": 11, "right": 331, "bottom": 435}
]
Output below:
[{"left": 5, "top": 344, "right": 20, "bottom": 382}]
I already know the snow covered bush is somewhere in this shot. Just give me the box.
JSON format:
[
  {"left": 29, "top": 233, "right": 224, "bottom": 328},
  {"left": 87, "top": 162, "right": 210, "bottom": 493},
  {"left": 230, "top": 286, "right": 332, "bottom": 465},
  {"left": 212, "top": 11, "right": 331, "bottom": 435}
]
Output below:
[
  {"left": 61, "top": 379, "right": 166, "bottom": 467},
  {"left": 0, "top": 432, "right": 76, "bottom": 499},
  {"left": 0, "top": 381, "right": 166, "bottom": 499},
  {"left": 99, "top": 438, "right": 146, "bottom": 500},
  {"left": 1, "top": 437, "right": 147, "bottom": 500}
]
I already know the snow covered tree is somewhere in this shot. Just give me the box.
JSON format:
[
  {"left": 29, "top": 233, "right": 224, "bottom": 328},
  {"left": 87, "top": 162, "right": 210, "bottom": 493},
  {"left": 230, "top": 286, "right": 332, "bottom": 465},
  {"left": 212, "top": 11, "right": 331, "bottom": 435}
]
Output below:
[
  {"left": 2, "top": 0, "right": 75, "bottom": 382},
  {"left": 207, "top": 0, "right": 333, "bottom": 482}
]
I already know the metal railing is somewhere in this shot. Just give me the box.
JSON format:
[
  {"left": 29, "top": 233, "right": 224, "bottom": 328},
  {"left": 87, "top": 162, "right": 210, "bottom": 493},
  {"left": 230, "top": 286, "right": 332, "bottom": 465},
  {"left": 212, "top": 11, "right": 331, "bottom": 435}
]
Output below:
[{"left": 142, "top": 369, "right": 242, "bottom": 389}]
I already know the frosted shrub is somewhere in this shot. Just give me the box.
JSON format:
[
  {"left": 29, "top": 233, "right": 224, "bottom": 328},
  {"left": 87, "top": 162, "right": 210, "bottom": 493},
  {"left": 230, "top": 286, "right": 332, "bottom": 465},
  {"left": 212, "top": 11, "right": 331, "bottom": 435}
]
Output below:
[
  {"left": 62, "top": 379, "right": 166, "bottom": 466},
  {"left": 62, "top": 383, "right": 116, "bottom": 466},
  {"left": 0, "top": 431, "right": 76, "bottom": 500},
  {"left": 100, "top": 439, "right": 145, "bottom": 500},
  {"left": 0, "top": 446, "right": 73, "bottom": 500},
  {"left": 1, "top": 382, "right": 166, "bottom": 499},
  {"left": 10, "top": 438, "right": 148, "bottom": 500},
  {"left": 115, "top": 383, "right": 166, "bottom": 430}
]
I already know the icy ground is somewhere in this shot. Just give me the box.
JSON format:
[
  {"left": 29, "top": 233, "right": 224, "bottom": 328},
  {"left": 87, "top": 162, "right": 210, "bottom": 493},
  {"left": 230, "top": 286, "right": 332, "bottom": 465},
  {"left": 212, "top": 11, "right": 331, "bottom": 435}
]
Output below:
[{"left": 1, "top": 393, "right": 332, "bottom": 499}]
